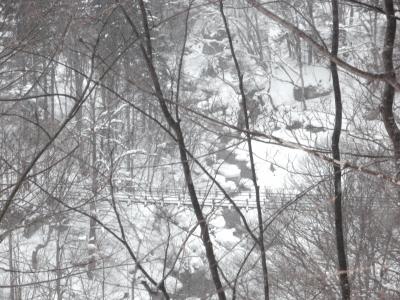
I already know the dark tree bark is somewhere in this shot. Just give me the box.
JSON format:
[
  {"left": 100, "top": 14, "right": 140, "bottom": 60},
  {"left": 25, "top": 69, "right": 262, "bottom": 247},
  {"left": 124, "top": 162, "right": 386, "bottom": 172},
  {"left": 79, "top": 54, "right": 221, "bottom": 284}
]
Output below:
[
  {"left": 56, "top": 229, "right": 63, "bottom": 300},
  {"left": 381, "top": 0, "right": 400, "bottom": 177},
  {"left": 8, "top": 234, "right": 15, "bottom": 300},
  {"left": 88, "top": 98, "right": 98, "bottom": 279},
  {"left": 330, "top": 0, "right": 351, "bottom": 299},
  {"left": 307, "top": 0, "right": 316, "bottom": 64}
]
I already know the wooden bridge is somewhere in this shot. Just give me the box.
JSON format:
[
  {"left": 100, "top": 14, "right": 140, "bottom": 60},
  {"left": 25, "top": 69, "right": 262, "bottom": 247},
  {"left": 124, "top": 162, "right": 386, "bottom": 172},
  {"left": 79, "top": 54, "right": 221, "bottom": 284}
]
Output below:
[
  {"left": 1, "top": 183, "right": 393, "bottom": 213},
  {"left": 67, "top": 186, "right": 391, "bottom": 211}
]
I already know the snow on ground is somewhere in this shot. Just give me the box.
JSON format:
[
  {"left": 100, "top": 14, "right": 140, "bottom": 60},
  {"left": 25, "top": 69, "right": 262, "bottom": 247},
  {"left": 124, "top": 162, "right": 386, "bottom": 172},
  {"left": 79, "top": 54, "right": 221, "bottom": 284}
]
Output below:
[
  {"left": 253, "top": 139, "right": 304, "bottom": 190},
  {"left": 214, "top": 228, "right": 240, "bottom": 248},
  {"left": 217, "top": 163, "right": 241, "bottom": 179},
  {"left": 210, "top": 215, "right": 226, "bottom": 228},
  {"left": 214, "top": 174, "right": 237, "bottom": 192},
  {"left": 270, "top": 63, "right": 332, "bottom": 105}
]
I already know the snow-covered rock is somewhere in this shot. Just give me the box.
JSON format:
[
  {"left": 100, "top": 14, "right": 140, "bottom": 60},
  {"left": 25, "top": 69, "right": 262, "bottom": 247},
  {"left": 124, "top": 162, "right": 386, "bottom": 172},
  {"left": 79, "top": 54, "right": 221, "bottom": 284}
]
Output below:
[{"left": 218, "top": 163, "right": 241, "bottom": 178}]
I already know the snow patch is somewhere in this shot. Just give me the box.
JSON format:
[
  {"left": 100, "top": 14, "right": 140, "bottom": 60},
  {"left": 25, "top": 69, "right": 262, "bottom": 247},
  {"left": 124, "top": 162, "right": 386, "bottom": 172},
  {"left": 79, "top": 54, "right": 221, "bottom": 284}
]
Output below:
[{"left": 218, "top": 163, "right": 241, "bottom": 178}]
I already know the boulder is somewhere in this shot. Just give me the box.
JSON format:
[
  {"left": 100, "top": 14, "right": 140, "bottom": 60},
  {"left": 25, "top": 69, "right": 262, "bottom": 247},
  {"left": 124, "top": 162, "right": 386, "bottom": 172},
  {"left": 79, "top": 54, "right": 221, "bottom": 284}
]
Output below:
[{"left": 293, "top": 85, "right": 331, "bottom": 101}]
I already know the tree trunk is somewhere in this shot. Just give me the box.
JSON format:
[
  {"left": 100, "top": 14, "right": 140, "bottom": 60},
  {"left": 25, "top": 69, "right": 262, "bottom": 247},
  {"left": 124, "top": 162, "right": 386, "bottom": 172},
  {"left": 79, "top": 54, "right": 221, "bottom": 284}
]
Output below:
[
  {"left": 381, "top": 0, "right": 400, "bottom": 175},
  {"left": 307, "top": 0, "right": 315, "bottom": 65},
  {"left": 9, "top": 233, "right": 15, "bottom": 300},
  {"left": 331, "top": 0, "right": 351, "bottom": 299},
  {"left": 88, "top": 98, "right": 98, "bottom": 279},
  {"left": 56, "top": 229, "right": 63, "bottom": 300}
]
